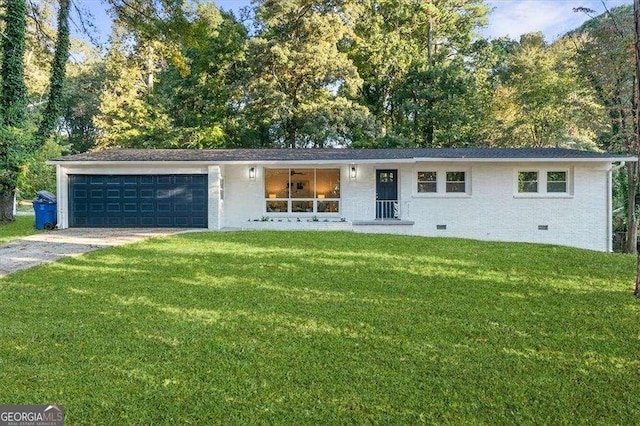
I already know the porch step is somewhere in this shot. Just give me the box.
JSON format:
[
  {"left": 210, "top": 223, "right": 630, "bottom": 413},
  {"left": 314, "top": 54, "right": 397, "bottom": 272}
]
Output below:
[{"left": 352, "top": 220, "right": 415, "bottom": 226}]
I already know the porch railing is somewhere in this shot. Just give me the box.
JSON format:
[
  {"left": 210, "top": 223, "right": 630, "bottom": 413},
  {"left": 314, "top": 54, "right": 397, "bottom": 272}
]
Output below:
[{"left": 376, "top": 200, "right": 400, "bottom": 220}]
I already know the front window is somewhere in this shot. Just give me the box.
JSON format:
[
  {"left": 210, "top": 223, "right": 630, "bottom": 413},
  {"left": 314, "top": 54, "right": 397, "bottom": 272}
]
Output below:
[
  {"left": 264, "top": 168, "right": 340, "bottom": 213},
  {"left": 547, "top": 171, "right": 567, "bottom": 193},
  {"left": 417, "top": 171, "right": 437, "bottom": 193},
  {"left": 518, "top": 172, "right": 538, "bottom": 193},
  {"left": 446, "top": 172, "right": 466, "bottom": 193}
]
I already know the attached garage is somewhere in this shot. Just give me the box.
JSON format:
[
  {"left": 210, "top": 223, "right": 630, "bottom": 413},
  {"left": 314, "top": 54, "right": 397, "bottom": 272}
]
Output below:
[{"left": 68, "top": 174, "right": 208, "bottom": 228}]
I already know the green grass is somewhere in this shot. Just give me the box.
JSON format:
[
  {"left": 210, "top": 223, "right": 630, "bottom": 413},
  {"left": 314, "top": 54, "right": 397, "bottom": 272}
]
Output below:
[
  {"left": 0, "top": 231, "right": 638, "bottom": 424},
  {"left": 0, "top": 215, "right": 39, "bottom": 243}
]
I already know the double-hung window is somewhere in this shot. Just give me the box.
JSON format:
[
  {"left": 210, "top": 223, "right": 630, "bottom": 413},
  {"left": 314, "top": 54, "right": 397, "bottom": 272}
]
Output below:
[
  {"left": 415, "top": 169, "right": 470, "bottom": 195},
  {"left": 516, "top": 169, "right": 570, "bottom": 195}
]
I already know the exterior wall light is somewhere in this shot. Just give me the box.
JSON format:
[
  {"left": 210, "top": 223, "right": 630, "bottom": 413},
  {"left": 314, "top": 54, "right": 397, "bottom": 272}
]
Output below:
[
  {"left": 350, "top": 166, "right": 357, "bottom": 180},
  {"left": 249, "top": 167, "right": 256, "bottom": 180}
]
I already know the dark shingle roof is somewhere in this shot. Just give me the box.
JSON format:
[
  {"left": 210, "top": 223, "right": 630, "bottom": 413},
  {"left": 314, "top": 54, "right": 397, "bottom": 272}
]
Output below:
[{"left": 50, "top": 148, "right": 633, "bottom": 163}]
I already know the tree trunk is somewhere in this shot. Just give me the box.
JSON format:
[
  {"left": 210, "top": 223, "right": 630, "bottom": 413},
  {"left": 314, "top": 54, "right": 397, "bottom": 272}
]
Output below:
[
  {"left": 146, "top": 44, "right": 154, "bottom": 94},
  {"left": 0, "top": 188, "right": 16, "bottom": 223},
  {"left": 0, "top": 0, "right": 28, "bottom": 224},
  {"left": 635, "top": 0, "right": 640, "bottom": 294},
  {"left": 285, "top": 118, "right": 296, "bottom": 149}
]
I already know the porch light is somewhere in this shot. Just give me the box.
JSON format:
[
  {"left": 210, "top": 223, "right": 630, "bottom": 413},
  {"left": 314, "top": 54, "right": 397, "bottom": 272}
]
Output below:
[
  {"left": 350, "top": 166, "right": 357, "bottom": 180},
  {"left": 249, "top": 167, "right": 256, "bottom": 180}
]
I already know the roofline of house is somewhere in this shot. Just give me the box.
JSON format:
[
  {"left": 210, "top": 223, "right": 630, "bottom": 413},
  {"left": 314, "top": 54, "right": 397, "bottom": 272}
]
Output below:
[{"left": 48, "top": 157, "right": 637, "bottom": 166}]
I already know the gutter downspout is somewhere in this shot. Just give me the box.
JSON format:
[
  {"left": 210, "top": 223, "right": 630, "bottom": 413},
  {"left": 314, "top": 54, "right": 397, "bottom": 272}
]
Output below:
[{"left": 607, "top": 161, "right": 626, "bottom": 252}]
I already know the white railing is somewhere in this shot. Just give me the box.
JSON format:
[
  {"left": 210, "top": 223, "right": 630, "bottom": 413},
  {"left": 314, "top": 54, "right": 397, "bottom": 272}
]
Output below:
[{"left": 376, "top": 200, "right": 399, "bottom": 220}]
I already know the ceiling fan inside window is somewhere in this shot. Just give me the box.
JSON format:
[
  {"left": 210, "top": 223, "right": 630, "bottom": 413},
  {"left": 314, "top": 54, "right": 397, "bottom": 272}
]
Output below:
[{"left": 290, "top": 169, "right": 306, "bottom": 176}]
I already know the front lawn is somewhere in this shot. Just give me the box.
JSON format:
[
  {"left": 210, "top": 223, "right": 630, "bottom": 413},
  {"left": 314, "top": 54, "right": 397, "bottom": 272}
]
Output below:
[
  {"left": 0, "top": 215, "right": 39, "bottom": 243},
  {"left": 0, "top": 232, "right": 638, "bottom": 423}
]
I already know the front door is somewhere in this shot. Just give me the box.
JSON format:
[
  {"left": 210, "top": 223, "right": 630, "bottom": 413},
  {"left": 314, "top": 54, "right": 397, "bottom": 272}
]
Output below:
[{"left": 376, "top": 169, "right": 398, "bottom": 219}]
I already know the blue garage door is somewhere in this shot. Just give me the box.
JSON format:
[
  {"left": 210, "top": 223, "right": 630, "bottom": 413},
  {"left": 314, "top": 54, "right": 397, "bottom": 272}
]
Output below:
[{"left": 69, "top": 175, "right": 208, "bottom": 228}]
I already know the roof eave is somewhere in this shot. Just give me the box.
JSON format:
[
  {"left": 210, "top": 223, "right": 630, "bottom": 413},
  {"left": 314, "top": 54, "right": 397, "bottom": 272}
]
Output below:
[{"left": 48, "top": 156, "right": 637, "bottom": 166}]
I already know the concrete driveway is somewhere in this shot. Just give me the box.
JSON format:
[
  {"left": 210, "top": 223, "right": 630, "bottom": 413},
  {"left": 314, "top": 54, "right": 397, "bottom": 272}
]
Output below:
[{"left": 0, "top": 228, "right": 195, "bottom": 279}]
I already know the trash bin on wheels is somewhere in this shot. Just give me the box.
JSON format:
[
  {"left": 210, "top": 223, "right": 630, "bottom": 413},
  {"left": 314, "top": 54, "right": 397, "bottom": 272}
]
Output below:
[{"left": 32, "top": 190, "right": 57, "bottom": 230}]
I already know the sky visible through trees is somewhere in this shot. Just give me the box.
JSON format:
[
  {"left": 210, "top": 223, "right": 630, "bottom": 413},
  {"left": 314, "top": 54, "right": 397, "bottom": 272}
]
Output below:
[{"left": 74, "top": 0, "right": 634, "bottom": 46}]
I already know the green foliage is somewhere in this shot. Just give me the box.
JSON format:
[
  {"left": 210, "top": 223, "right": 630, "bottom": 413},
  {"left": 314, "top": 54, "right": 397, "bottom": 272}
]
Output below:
[
  {"left": 0, "top": 125, "right": 36, "bottom": 194},
  {"left": 94, "top": 3, "right": 249, "bottom": 149},
  {"left": 1, "top": 0, "right": 28, "bottom": 127},
  {"left": 0, "top": 232, "right": 637, "bottom": 423},
  {"left": 36, "top": 0, "right": 71, "bottom": 143},
  {"left": 154, "top": 5, "right": 247, "bottom": 148},
  {"left": 15, "top": 0, "right": 635, "bottom": 154},
  {"left": 24, "top": 2, "right": 55, "bottom": 104},
  {"left": 349, "top": 0, "right": 490, "bottom": 147},
  {"left": 571, "top": 6, "right": 635, "bottom": 152},
  {"left": 93, "top": 48, "right": 174, "bottom": 149},
  {"left": 486, "top": 33, "right": 602, "bottom": 148},
  {"left": 17, "top": 137, "right": 64, "bottom": 199},
  {"left": 62, "top": 58, "right": 105, "bottom": 153},
  {"left": 240, "top": 0, "right": 371, "bottom": 147}
]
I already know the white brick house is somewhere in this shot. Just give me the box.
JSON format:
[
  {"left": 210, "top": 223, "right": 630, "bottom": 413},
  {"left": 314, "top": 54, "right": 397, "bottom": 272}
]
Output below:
[{"left": 49, "top": 148, "right": 635, "bottom": 251}]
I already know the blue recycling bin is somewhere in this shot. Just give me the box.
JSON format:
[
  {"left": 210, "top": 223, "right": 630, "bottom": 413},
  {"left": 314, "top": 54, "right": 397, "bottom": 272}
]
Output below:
[{"left": 33, "top": 200, "right": 57, "bottom": 230}]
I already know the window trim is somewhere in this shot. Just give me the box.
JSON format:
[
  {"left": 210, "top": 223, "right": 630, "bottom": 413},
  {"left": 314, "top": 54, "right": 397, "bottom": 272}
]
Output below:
[
  {"left": 413, "top": 167, "right": 471, "bottom": 198},
  {"left": 513, "top": 167, "right": 573, "bottom": 198},
  {"left": 264, "top": 167, "right": 341, "bottom": 215}
]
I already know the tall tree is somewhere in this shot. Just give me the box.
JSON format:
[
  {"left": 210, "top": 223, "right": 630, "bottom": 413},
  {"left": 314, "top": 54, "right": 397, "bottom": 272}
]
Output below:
[
  {"left": 155, "top": 3, "right": 247, "bottom": 148},
  {"left": 36, "top": 0, "right": 71, "bottom": 143},
  {"left": 572, "top": 5, "right": 639, "bottom": 254},
  {"left": 94, "top": 2, "right": 248, "bottom": 149},
  {"left": 0, "top": 0, "right": 29, "bottom": 222},
  {"left": 241, "top": 0, "right": 371, "bottom": 148},
  {"left": 349, "top": 0, "right": 490, "bottom": 147},
  {"left": 93, "top": 44, "right": 173, "bottom": 149},
  {"left": 1, "top": 0, "right": 28, "bottom": 127},
  {"left": 486, "top": 33, "right": 602, "bottom": 149},
  {"left": 61, "top": 54, "right": 106, "bottom": 153}
]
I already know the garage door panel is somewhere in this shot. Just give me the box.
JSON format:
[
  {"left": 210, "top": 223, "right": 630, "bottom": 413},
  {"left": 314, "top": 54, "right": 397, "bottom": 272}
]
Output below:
[
  {"left": 123, "top": 188, "right": 138, "bottom": 198},
  {"left": 140, "top": 189, "right": 154, "bottom": 198},
  {"left": 69, "top": 174, "right": 208, "bottom": 228},
  {"left": 90, "top": 204, "right": 104, "bottom": 213},
  {"left": 124, "top": 217, "right": 141, "bottom": 226},
  {"left": 140, "top": 203, "right": 154, "bottom": 213},
  {"left": 87, "top": 216, "right": 106, "bottom": 227}
]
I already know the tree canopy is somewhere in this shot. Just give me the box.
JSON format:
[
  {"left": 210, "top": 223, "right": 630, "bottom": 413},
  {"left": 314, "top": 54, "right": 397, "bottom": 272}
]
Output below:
[{"left": 2, "top": 0, "right": 640, "bottom": 236}]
